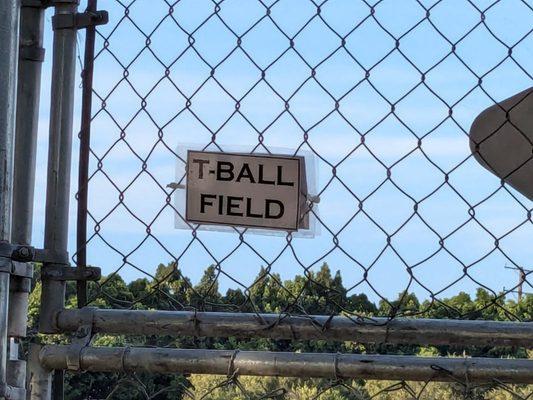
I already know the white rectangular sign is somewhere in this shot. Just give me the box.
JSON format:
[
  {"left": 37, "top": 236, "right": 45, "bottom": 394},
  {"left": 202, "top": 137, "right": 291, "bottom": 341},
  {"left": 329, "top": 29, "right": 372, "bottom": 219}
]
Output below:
[{"left": 186, "top": 150, "right": 302, "bottom": 230}]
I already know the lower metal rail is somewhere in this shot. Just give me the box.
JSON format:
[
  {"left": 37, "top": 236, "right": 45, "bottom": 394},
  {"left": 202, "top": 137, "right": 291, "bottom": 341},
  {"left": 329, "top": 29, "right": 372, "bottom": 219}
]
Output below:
[{"left": 39, "top": 346, "right": 533, "bottom": 384}]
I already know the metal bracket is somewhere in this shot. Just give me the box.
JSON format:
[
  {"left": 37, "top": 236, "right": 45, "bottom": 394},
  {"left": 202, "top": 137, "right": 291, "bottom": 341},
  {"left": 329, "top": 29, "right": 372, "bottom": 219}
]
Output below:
[
  {"left": 41, "top": 265, "right": 101, "bottom": 282},
  {"left": 9, "top": 275, "right": 32, "bottom": 293},
  {"left": 0, "top": 241, "right": 100, "bottom": 281},
  {"left": 19, "top": 44, "right": 45, "bottom": 62},
  {"left": 0, "top": 260, "right": 33, "bottom": 280},
  {"left": 21, "top": 0, "right": 52, "bottom": 8},
  {"left": 66, "top": 307, "right": 95, "bottom": 371},
  {"left": 23, "top": 0, "right": 80, "bottom": 6},
  {"left": 52, "top": 10, "right": 109, "bottom": 30},
  {"left": 0, "top": 241, "right": 69, "bottom": 265},
  {"left": 0, "top": 261, "right": 34, "bottom": 279}
]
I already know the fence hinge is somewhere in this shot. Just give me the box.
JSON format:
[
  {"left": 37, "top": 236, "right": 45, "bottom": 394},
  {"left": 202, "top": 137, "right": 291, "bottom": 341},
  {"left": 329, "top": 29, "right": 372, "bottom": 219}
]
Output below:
[{"left": 52, "top": 10, "right": 109, "bottom": 30}]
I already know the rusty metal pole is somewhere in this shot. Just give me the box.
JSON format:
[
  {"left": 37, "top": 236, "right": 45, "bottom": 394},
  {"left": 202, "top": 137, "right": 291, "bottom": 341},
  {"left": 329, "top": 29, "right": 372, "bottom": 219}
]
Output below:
[{"left": 76, "top": 0, "right": 97, "bottom": 309}]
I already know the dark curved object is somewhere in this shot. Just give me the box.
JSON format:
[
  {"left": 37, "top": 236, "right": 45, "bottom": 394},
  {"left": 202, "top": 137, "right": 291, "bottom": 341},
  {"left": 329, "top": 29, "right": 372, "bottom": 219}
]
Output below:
[{"left": 469, "top": 87, "right": 533, "bottom": 200}]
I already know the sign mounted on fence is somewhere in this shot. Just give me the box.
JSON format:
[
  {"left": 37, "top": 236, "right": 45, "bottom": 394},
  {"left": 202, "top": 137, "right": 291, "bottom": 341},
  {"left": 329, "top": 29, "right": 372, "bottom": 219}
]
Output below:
[{"left": 186, "top": 150, "right": 308, "bottom": 231}]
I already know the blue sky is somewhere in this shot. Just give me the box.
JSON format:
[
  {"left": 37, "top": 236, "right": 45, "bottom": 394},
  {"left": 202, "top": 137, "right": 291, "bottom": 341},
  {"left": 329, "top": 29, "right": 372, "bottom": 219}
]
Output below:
[{"left": 31, "top": 0, "right": 532, "bottom": 303}]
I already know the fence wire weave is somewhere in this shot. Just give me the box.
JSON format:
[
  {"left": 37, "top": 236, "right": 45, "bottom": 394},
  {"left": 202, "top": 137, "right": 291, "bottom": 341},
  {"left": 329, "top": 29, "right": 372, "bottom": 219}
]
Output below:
[
  {"left": 63, "top": 0, "right": 533, "bottom": 397},
  {"left": 63, "top": 371, "right": 533, "bottom": 400}
]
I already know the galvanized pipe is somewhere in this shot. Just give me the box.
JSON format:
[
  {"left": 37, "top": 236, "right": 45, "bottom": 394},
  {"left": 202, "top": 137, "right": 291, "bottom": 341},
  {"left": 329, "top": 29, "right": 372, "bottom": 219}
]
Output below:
[
  {"left": 40, "top": 0, "right": 79, "bottom": 334},
  {"left": 39, "top": 346, "right": 533, "bottom": 384},
  {"left": 6, "top": 360, "right": 25, "bottom": 391},
  {"left": 0, "top": 0, "right": 19, "bottom": 241},
  {"left": 0, "top": 0, "right": 20, "bottom": 395},
  {"left": 56, "top": 309, "right": 533, "bottom": 347},
  {"left": 11, "top": 0, "right": 45, "bottom": 246},
  {"left": 27, "top": 345, "right": 52, "bottom": 400},
  {"left": 8, "top": 0, "right": 45, "bottom": 340},
  {"left": 0, "top": 279, "right": 10, "bottom": 398}
]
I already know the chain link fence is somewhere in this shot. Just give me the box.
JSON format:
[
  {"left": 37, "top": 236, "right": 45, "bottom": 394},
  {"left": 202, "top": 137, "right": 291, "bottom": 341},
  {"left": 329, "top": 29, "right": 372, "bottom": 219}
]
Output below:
[
  {"left": 81, "top": 0, "right": 533, "bottom": 319},
  {"left": 37, "top": 0, "right": 533, "bottom": 398},
  {"left": 60, "top": 371, "right": 533, "bottom": 399}
]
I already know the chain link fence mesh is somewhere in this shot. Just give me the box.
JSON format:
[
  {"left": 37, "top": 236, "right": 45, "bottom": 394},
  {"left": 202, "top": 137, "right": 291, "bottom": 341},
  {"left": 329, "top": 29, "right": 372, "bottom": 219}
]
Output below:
[
  {"left": 62, "top": 371, "right": 533, "bottom": 399},
  {"left": 57, "top": 0, "right": 533, "bottom": 397}
]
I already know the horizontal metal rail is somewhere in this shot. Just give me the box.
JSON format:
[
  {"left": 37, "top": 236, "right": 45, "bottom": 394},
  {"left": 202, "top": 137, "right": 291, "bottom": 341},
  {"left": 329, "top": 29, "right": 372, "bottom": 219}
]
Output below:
[
  {"left": 39, "top": 346, "right": 533, "bottom": 383},
  {"left": 56, "top": 309, "right": 533, "bottom": 347}
]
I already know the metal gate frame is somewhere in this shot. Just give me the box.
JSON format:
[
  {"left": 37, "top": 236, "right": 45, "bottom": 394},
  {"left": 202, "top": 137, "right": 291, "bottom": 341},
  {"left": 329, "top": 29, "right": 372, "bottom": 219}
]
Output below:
[{"left": 0, "top": 0, "right": 531, "bottom": 399}]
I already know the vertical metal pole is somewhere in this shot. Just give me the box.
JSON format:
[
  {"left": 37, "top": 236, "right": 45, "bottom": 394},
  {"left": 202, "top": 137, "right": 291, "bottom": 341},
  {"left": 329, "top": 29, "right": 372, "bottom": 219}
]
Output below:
[
  {"left": 6, "top": 339, "right": 25, "bottom": 392},
  {"left": 0, "top": 274, "right": 10, "bottom": 397},
  {"left": 27, "top": 345, "right": 52, "bottom": 400},
  {"left": 40, "top": 2, "right": 79, "bottom": 399},
  {"left": 9, "top": 4, "right": 46, "bottom": 398},
  {"left": 11, "top": 0, "right": 45, "bottom": 246},
  {"left": 0, "top": 0, "right": 19, "bottom": 241},
  {"left": 0, "top": 0, "right": 20, "bottom": 397},
  {"left": 76, "top": 0, "right": 97, "bottom": 309},
  {"left": 9, "top": 0, "right": 45, "bottom": 340},
  {"left": 39, "top": 0, "right": 79, "bottom": 333}
]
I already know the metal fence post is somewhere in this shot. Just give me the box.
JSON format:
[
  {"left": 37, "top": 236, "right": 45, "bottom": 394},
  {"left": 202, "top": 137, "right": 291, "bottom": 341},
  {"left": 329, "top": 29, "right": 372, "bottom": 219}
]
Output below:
[
  {"left": 9, "top": 3, "right": 47, "bottom": 399},
  {"left": 0, "top": 0, "right": 20, "bottom": 398},
  {"left": 39, "top": 0, "right": 79, "bottom": 333},
  {"left": 39, "top": 1, "right": 79, "bottom": 399},
  {"left": 9, "top": 0, "right": 46, "bottom": 341},
  {"left": 27, "top": 345, "right": 52, "bottom": 400},
  {"left": 76, "top": 0, "right": 98, "bottom": 309}
]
